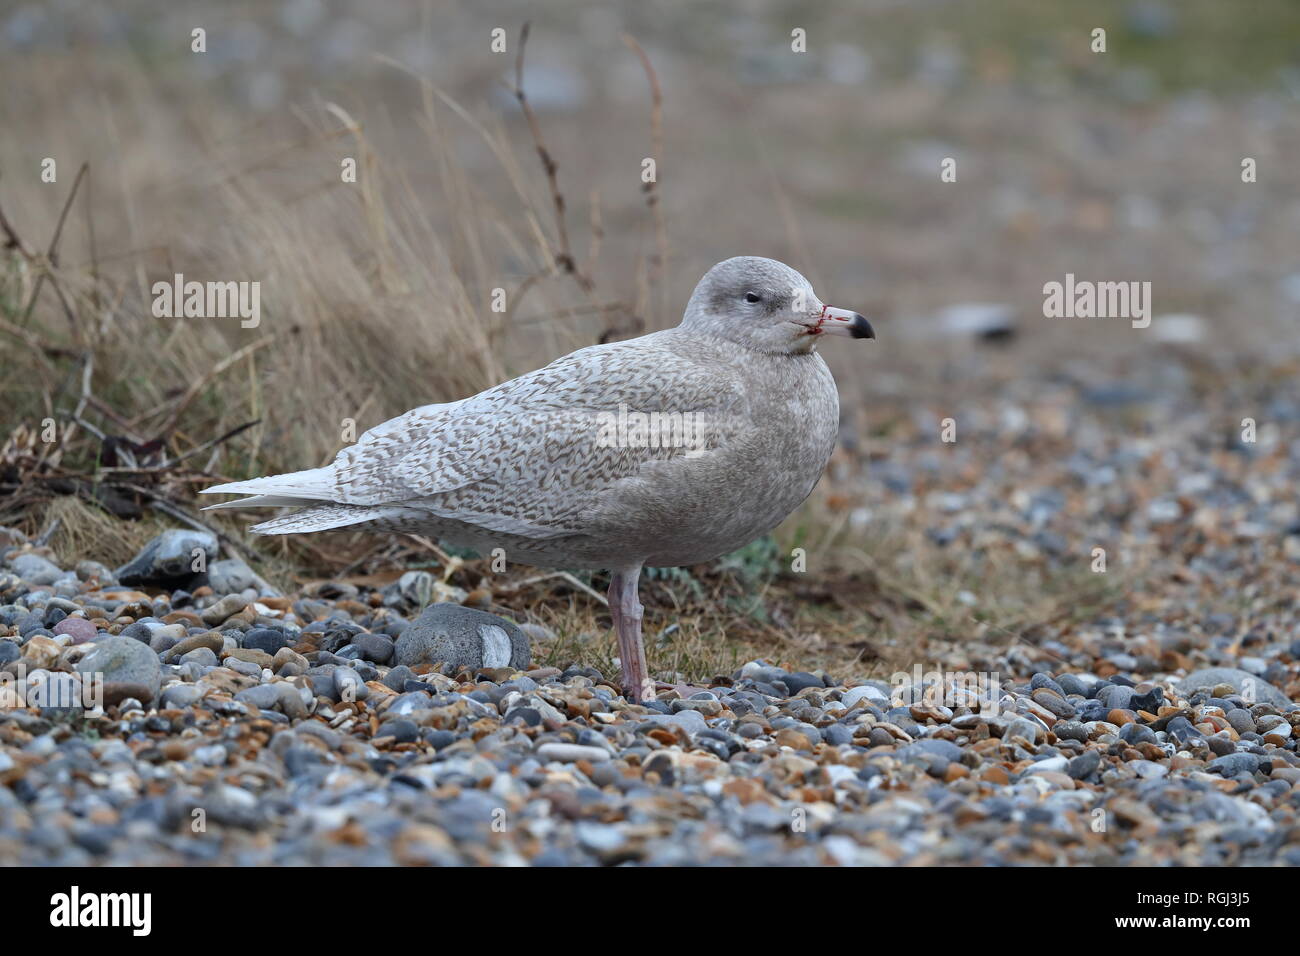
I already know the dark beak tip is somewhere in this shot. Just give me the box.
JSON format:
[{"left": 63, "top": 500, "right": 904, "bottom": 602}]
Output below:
[{"left": 851, "top": 313, "right": 876, "bottom": 340}]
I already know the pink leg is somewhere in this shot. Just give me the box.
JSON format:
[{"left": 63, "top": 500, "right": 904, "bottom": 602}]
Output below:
[{"left": 609, "top": 565, "right": 650, "bottom": 702}]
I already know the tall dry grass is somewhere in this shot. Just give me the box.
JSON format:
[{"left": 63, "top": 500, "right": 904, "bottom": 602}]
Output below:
[{"left": 0, "top": 34, "right": 674, "bottom": 532}]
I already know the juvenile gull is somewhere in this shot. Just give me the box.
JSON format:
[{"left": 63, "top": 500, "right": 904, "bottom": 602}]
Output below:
[{"left": 202, "top": 256, "right": 874, "bottom": 700}]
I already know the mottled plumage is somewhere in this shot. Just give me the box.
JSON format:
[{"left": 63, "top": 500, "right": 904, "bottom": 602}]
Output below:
[{"left": 203, "top": 256, "right": 874, "bottom": 699}]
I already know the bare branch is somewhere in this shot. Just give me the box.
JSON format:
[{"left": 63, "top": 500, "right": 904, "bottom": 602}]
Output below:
[
  {"left": 622, "top": 33, "right": 668, "bottom": 299},
  {"left": 512, "top": 22, "right": 593, "bottom": 293},
  {"left": 19, "top": 161, "right": 89, "bottom": 331}
]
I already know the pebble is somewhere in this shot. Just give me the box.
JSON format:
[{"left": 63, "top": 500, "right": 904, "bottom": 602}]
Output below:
[
  {"left": 1178, "top": 668, "right": 1291, "bottom": 708},
  {"left": 1026, "top": 756, "right": 1068, "bottom": 774},
  {"left": 536, "top": 743, "right": 611, "bottom": 764},
  {"left": 642, "top": 710, "right": 708, "bottom": 737},
  {"left": 200, "top": 594, "right": 249, "bottom": 625},
  {"left": 206, "top": 558, "right": 275, "bottom": 596},
  {"left": 74, "top": 636, "right": 162, "bottom": 703},
  {"left": 243, "top": 628, "right": 289, "bottom": 655},
  {"left": 393, "top": 603, "right": 530, "bottom": 671},
  {"left": 162, "top": 632, "right": 223, "bottom": 664},
  {"left": 1066, "top": 749, "right": 1101, "bottom": 779},
  {"left": 1052, "top": 720, "right": 1088, "bottom": 742},
  {"left": 841, "top": 684, "right": 888, "bottom": 708},
  {"left": 1209, "top": 753, "right": 1262, "bottom": 777},
  {"left": 1004, "top": 717, "right": 1044, "bottom": 744},
  {"left": 20, "top": 635, "right": 61, "bottom": 669},
  {"left": 51, "top": 617, "right": 97, "bottom": 644},
  {"left": 114, "top": 529, "right": 218, "bottom": 587}
]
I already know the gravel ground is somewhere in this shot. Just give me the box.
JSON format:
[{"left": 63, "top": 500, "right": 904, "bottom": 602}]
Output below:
[{"left": 2, "top": 516, "right": 1298, "bottom": 866}]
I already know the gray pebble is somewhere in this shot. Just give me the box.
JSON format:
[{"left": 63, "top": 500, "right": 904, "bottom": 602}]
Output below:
[
  {"left": 75, "top": 636, "right": 162, "bottom": 703},
  {"left": 115, "top": 529, "right": 217, "bottom": 586},
  {"left": 1178, "top": 668, "right": 1291, "bottom": 708},
  {"left": 393, "top": 603, "right": 530, "bottom": 671}
]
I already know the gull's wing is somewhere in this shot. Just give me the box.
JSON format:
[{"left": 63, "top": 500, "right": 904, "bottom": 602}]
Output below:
[{"left": 204, "top": 333, "right": 748, "bottom": 538}]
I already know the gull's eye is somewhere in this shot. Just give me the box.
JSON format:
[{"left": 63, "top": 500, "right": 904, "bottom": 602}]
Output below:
[{"left": 745, "top": 292, "right": 762, "bottom": 304}]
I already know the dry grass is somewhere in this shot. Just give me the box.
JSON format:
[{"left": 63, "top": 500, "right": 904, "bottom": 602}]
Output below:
[
  {"left": 1, "top": 21, "right": 676, "bottom": 490},
  {"left": 34, "top": 494, "right": 166, "bottom": 570},
  {"left": 0, "top": 29, "right": 661, "bottom": 575}
]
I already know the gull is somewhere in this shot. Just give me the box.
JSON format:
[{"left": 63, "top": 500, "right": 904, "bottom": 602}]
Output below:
[{"left": 202, "top": 256, "right": 874, "bottom": 700}]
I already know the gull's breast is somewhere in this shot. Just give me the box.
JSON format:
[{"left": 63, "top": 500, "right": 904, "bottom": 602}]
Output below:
[{"left": 588, "top": 351, "right": 841, "bottom": 567}]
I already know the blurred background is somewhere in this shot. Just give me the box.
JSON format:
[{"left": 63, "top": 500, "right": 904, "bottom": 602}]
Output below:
[{"left": 2, "top": 0, "right": 1297, "bottom": 679}]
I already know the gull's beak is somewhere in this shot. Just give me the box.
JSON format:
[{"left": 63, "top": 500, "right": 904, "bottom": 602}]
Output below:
[{"left": 811, "top": 305, "right": 875, "bottom": 339}]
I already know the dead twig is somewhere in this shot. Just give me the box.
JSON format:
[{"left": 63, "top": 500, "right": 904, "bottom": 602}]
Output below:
[
  {"left": 19, "top": 161, "right": 89, "bottom": 333},
  {"left": 336, "top": 539, "right": 398, "bottom": 578},
  {"left": 404, "top": 533, "right": 463, "bottom": 581},
  {"left": 95, "top": 419, "right": 261, "bottom": 476},
  {"left": 497, "top": 571, "right": 610, "bottom": 608},
  {"left": 512, "top": 22, "right": 593, "bottom": 293},
  {"left": 84, "top": 161, "right": 100, "bottom": 313},
  {"left": 0, "top": 177, "right": 36, "bottom": 257},
  {"left": 156, "top": 419, "right": 260, "bottom": 471},
  {"left": 622, "top": 34, "right": 668, "bottom": 315},
  {"left": 0, "top": 316, "right": 63, "bottom": 384},
  {"left": 34, "top": 517, "right": 61, "bottom": 548},
  {"left": 157, "top": 334, "right": 278, "bottom": 440},
  {"left": 585, "top": 188, "right": 603, "bottom": 275},
  {"left": 71, "top": 351, "right": 94, "bottom": 427}
]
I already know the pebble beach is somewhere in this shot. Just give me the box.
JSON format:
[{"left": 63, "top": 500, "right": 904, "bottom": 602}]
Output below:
[{"left": 2, "top": 508, "right": 1298, "bottom": 867}]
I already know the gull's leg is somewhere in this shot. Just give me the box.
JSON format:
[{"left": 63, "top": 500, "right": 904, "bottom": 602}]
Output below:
[
  {"left": 606, "top": 569, "right": 626, "bottom": 690},
  {"left": 606, "top": 572, "right": 622, "bottom": 634},
  {"left": 609, "top": 565, "right": 650, "bottom": 702}
]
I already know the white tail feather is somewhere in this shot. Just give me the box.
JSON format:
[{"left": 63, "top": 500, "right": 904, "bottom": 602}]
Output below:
[
  {"left": 250, "top": 503, "right": 395, "bottom": 535},
  {"left": 200, "top": 466, "right": 335, "bottom": 499},
  {"left": 201, "top": 495, "right": 324, "bottom": 512}
]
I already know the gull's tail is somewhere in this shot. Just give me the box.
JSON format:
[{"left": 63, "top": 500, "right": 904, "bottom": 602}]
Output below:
[
  {"left": 200, "top": 466, "right": 396, "bottom": 535},
  {"left": 199, "top": 466, "right": 336, "bottom": 501},
  {"left": 245, "top": 503, "right": 403, "bottom": 535}
]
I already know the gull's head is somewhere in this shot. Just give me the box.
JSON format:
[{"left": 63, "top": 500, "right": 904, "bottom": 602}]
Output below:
[{"left": 681, "top": 256, "right": 874, "bottom": 355}]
